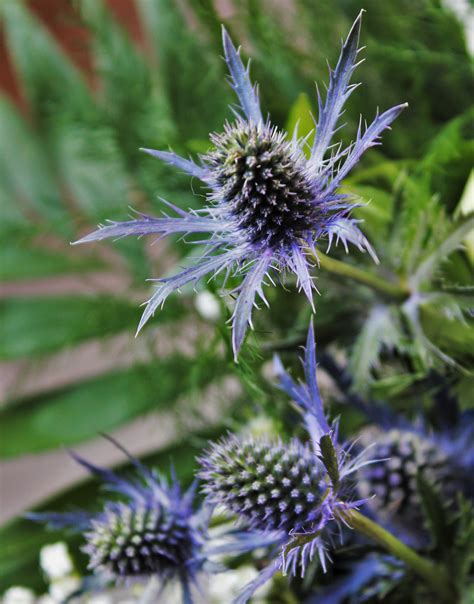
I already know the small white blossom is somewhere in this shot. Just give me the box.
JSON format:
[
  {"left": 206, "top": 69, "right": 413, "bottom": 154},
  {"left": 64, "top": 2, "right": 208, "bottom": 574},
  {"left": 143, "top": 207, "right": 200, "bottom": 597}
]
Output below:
[
  {"left": 3, "top": 587, "right": 35, "bottom": 604},
  {"left": 195, "top": 291, "right": 221, "bottom": 321},
  {"left": 40, "top": 542, "right": 74, "bottom": 580},
  {"left": 207, "top": 566, "right": 270, "bottom": 603},
  {"left": 48, "top": 576, "right": 81, "bottom": 603}
]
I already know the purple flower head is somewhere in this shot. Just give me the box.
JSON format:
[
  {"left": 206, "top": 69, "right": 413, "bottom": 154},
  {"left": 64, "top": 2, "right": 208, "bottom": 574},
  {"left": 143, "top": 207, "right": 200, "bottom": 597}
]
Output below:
[
  {"left": 357, "top": 421, "right": 474, "bottom": 546},
  {"left": 198, "top": 320, "right": 373, "bottom": 603},
  {"left": 73, "top": 12, "right": 407, "bottom": 359},
  {"left": 28, "top": 438, "right": 210, "bottom": 602}
]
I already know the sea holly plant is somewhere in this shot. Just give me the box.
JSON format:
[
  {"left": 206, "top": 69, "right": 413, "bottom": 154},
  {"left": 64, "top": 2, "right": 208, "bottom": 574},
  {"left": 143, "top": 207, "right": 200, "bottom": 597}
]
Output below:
[
  {"left": 74, "top": 11, "right": 407, "bottom": 358},
  {"left": 198, "top": 322, "right": 453, "bottom": 603},
  {"left": 27, "top": 437, "right": 277, "bottom": 603}
]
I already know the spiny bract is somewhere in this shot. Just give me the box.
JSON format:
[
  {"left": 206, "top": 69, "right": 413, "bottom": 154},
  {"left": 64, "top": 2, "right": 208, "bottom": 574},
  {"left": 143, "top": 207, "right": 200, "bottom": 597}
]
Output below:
[
  {"left": 74, "top": 11, "right": 407, "bottom": 358},
  {"left": 199, "top": 321, "right": 373, "bottom": 603}
]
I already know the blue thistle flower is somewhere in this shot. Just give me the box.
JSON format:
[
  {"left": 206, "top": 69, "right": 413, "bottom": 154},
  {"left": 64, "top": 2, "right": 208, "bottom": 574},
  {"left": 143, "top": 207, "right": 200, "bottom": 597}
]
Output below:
[
  {"left": 357, "top": 422, "right": 474, "bottom": 545},
  {"left": 28, "top": 438, "right": 211, "bottom": 602},
  {"left": 199, "top": 320, "right": 373, "bottom": 603},
  {"left": 74, "top": 12, "right": 407, "bottom": 358}
]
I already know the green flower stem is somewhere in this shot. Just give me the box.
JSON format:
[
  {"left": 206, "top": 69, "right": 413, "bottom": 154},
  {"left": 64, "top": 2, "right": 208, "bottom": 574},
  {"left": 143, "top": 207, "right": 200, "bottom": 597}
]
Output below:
[
  {"left": 336, "top": 508, "right": 453, "bottom": 601},
  {"left": 314, "top": 252, "right": 409, "bottom": 301}
]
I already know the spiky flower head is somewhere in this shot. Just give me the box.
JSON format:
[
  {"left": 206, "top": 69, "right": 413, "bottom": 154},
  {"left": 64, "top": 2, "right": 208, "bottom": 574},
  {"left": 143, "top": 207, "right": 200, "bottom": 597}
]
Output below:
[
  {"left": 27, "top": 438, "right": 208, "bottom": 601},
  {"left": 74, "top": 12, "right": 407, "bottom": 358},
  {"left": 199, "top": 321, "right": 372, "bottom": 603},
  {"left": 201, "top": 436, "right": 326, "bottom": 533},
  {"left": 84, "top": 500, "right": 196, "bottom": 578},
  {"left": 357, "top": 426, "right": 471, "bottom": 543}
]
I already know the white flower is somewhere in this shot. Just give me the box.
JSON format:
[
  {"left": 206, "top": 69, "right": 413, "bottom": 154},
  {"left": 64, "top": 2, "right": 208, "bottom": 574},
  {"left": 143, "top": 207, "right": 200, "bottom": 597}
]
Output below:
[
  {"left": 3, "top": 587, "right": 35, "bottom": 604},
  {"left": 48, "top": 576, "right": 81, "bottom": 603},
  {"left": 37, "top": 596, "right": 55, "bottom": 604},
  {"left": 207, "top": 566, "right": 271, "bottom": 603},
  {"left": 40, "top": 542, "right": 74, "bottom": 580},
  {"left": 87, "top": 595, "right": 113, "bottom": 604},
  {"left": 195, "top": 291, "right": 221, "bottom": 321}
]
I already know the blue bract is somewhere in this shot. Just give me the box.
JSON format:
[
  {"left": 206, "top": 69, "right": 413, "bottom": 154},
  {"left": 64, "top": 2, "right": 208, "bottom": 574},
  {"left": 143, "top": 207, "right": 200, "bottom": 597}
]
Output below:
[
  {"left": 74, "top": 11, "right": 406, "bottom": 358},
  {"left": 199, "top": 320, "right": 375, "bottom": 603}
]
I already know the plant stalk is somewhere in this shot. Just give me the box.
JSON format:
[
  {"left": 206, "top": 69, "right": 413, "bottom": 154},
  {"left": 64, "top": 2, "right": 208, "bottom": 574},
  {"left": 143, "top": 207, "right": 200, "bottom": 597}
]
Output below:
[
  {"left": 314, "top": 252, "right": 409, "bottom": 301},
  {"left": 336, "top": 508, "right": 453, "bottom": 601}
]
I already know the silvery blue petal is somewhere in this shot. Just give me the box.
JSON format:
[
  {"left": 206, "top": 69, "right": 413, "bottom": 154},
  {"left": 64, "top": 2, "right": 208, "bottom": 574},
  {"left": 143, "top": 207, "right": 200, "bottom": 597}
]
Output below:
[
  {"left": 73, "top": 213, "right": 224, "bottom": 245},
  {"left": 328, "top": 103, "right": 408, "bottom": 190},
  {"left": 310, "top": 11, "right": 364, "bottom": 171},
  {"left": 140, "top": 148, "right": 209, "bottom": 180},
  {"left": 138, "top": 249, "right": 241, "bottom": 334},
  {"left": 222, "top": 26, "right": 263, "bottom": 124},
  {"left": 326, "top": 217, "right": 379, "bottom": 263},
  {"left": 231, "top": 252, "right": 272, "bottom": 358}
]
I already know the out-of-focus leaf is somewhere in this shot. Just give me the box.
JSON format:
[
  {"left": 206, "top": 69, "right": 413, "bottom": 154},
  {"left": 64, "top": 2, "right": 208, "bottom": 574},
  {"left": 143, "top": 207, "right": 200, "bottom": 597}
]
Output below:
[
  {"left": 348, "top": 184, "right": 394, "bottom": 243},
  {"left": 78, "top": 0, "right": 172, "bottom": 166},
  {"left": 0, "top": 243, "right": 102, "bottom": 282},
  {"left": 419, "top": 303, "right": 474, "bottom": 366},
  {"left": 1, "top": 0, "right": 91, "bottom": 121},
  {"left": 137, "top": 0, "right": 229, "bottom": 140},
  {"left": 0, "top": 296, "right": 152, "bottom": 360},
  {"left": 0, "top": 426, "right": 223, "bottom": 592},
  {"left": 370, "top": 373, "right": 424, "bottom": 399},
  {"left": 285, "top": 92, "right": 315, "bottom": 152},
  {"left": 0, "top": 356, "right": 228, "bottom": 457},
  {"left": 416, "top": 472, "right": 454, "bottom": 555},
  {"left": 349, "top": 305, "right": 402, "bottom": 393},
  {"left": 0, "top": 98, "right": 71, "bottom": 236}
]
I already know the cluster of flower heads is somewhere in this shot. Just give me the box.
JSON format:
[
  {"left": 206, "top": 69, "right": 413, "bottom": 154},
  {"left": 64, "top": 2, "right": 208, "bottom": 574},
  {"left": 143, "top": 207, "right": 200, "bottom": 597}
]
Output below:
[
  {"left": 29, "top": 12, "right": 424, "bottom": 604},
  {"left": 75, "top": 11, "right": 406, "bottom": 358},
  {"left": 30, "top": 324, "right": 376, "bottom": 604},
  {"left": 199, "top": 321, "right": 374, "bottom": 602},
  {"left": 28, "top": 439, "right": 211, "bottom": 601},
  {"left": 356, "top": 420, "right": 474, "bottom": 547}
]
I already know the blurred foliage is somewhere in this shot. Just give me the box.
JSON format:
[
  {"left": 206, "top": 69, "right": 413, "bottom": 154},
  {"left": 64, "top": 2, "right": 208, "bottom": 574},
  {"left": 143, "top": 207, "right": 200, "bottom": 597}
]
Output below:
[{"left": 0, "top": 0, "right": 472, "bottom": 597}]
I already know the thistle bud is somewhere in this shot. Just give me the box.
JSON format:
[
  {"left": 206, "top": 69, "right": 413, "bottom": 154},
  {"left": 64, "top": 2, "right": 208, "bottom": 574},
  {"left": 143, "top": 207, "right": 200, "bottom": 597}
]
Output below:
[
  {"left": 357, "top": 428, "right": 454, "bottom": 532},
  {"left": 84, "top": 502, "right": 195, "bottom": 579},
  {"left": 200, "top": 436, "right": 326, "bottom": 533}
]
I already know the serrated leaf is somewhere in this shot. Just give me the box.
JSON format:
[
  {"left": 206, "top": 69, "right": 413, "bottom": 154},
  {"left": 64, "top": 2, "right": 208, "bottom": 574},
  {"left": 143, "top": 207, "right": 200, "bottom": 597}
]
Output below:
[
  {"left": 349, "top": 305, "right": 402, "bottom": 393},
  {"left": 0, "top": 356, "right": 228, "bottom": 458},
  {"left": 319, "top": 434, "right": 339, "bottom": 488}
]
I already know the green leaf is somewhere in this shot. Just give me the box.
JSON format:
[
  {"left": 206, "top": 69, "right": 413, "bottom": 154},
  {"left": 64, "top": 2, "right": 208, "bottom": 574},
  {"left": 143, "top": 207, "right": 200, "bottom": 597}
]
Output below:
[
  {"left": 416, "top": 472, "right": 453, "bottom": 555},
  {"left": 0, "top": 97, "right": 71, "bottom": 236},
  {"left": 318, "top": 434, "right": 339, "bottom": 488},
  {"left": 137, "top": 0, "right": 229, "bottom": 140},
  {"left": 0, "top": 426, "right": 223, "bottom": 591},
  {"left": 0, "top": 243, "right": 102, "bottom": 282},
  {"left": 78, "top": 0, "right": 173, "bottom": 164},
  {"left": 0, "top": 296, "right": 146, "bottom": 360},
  {"left": 285, "top": 93, "right": 315, "bottom": 152},
  {"left": 412, "top": 218, "right": 474, "bottom": 288},
  {"left": 1, "top": 0, "right": 91, "bottom": 121},
  {"left": 0, "top": 356, "right": 228, "bottom": 457},
  {"left": 349, "top": 305, "right": 402, "bottom": 393}
]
